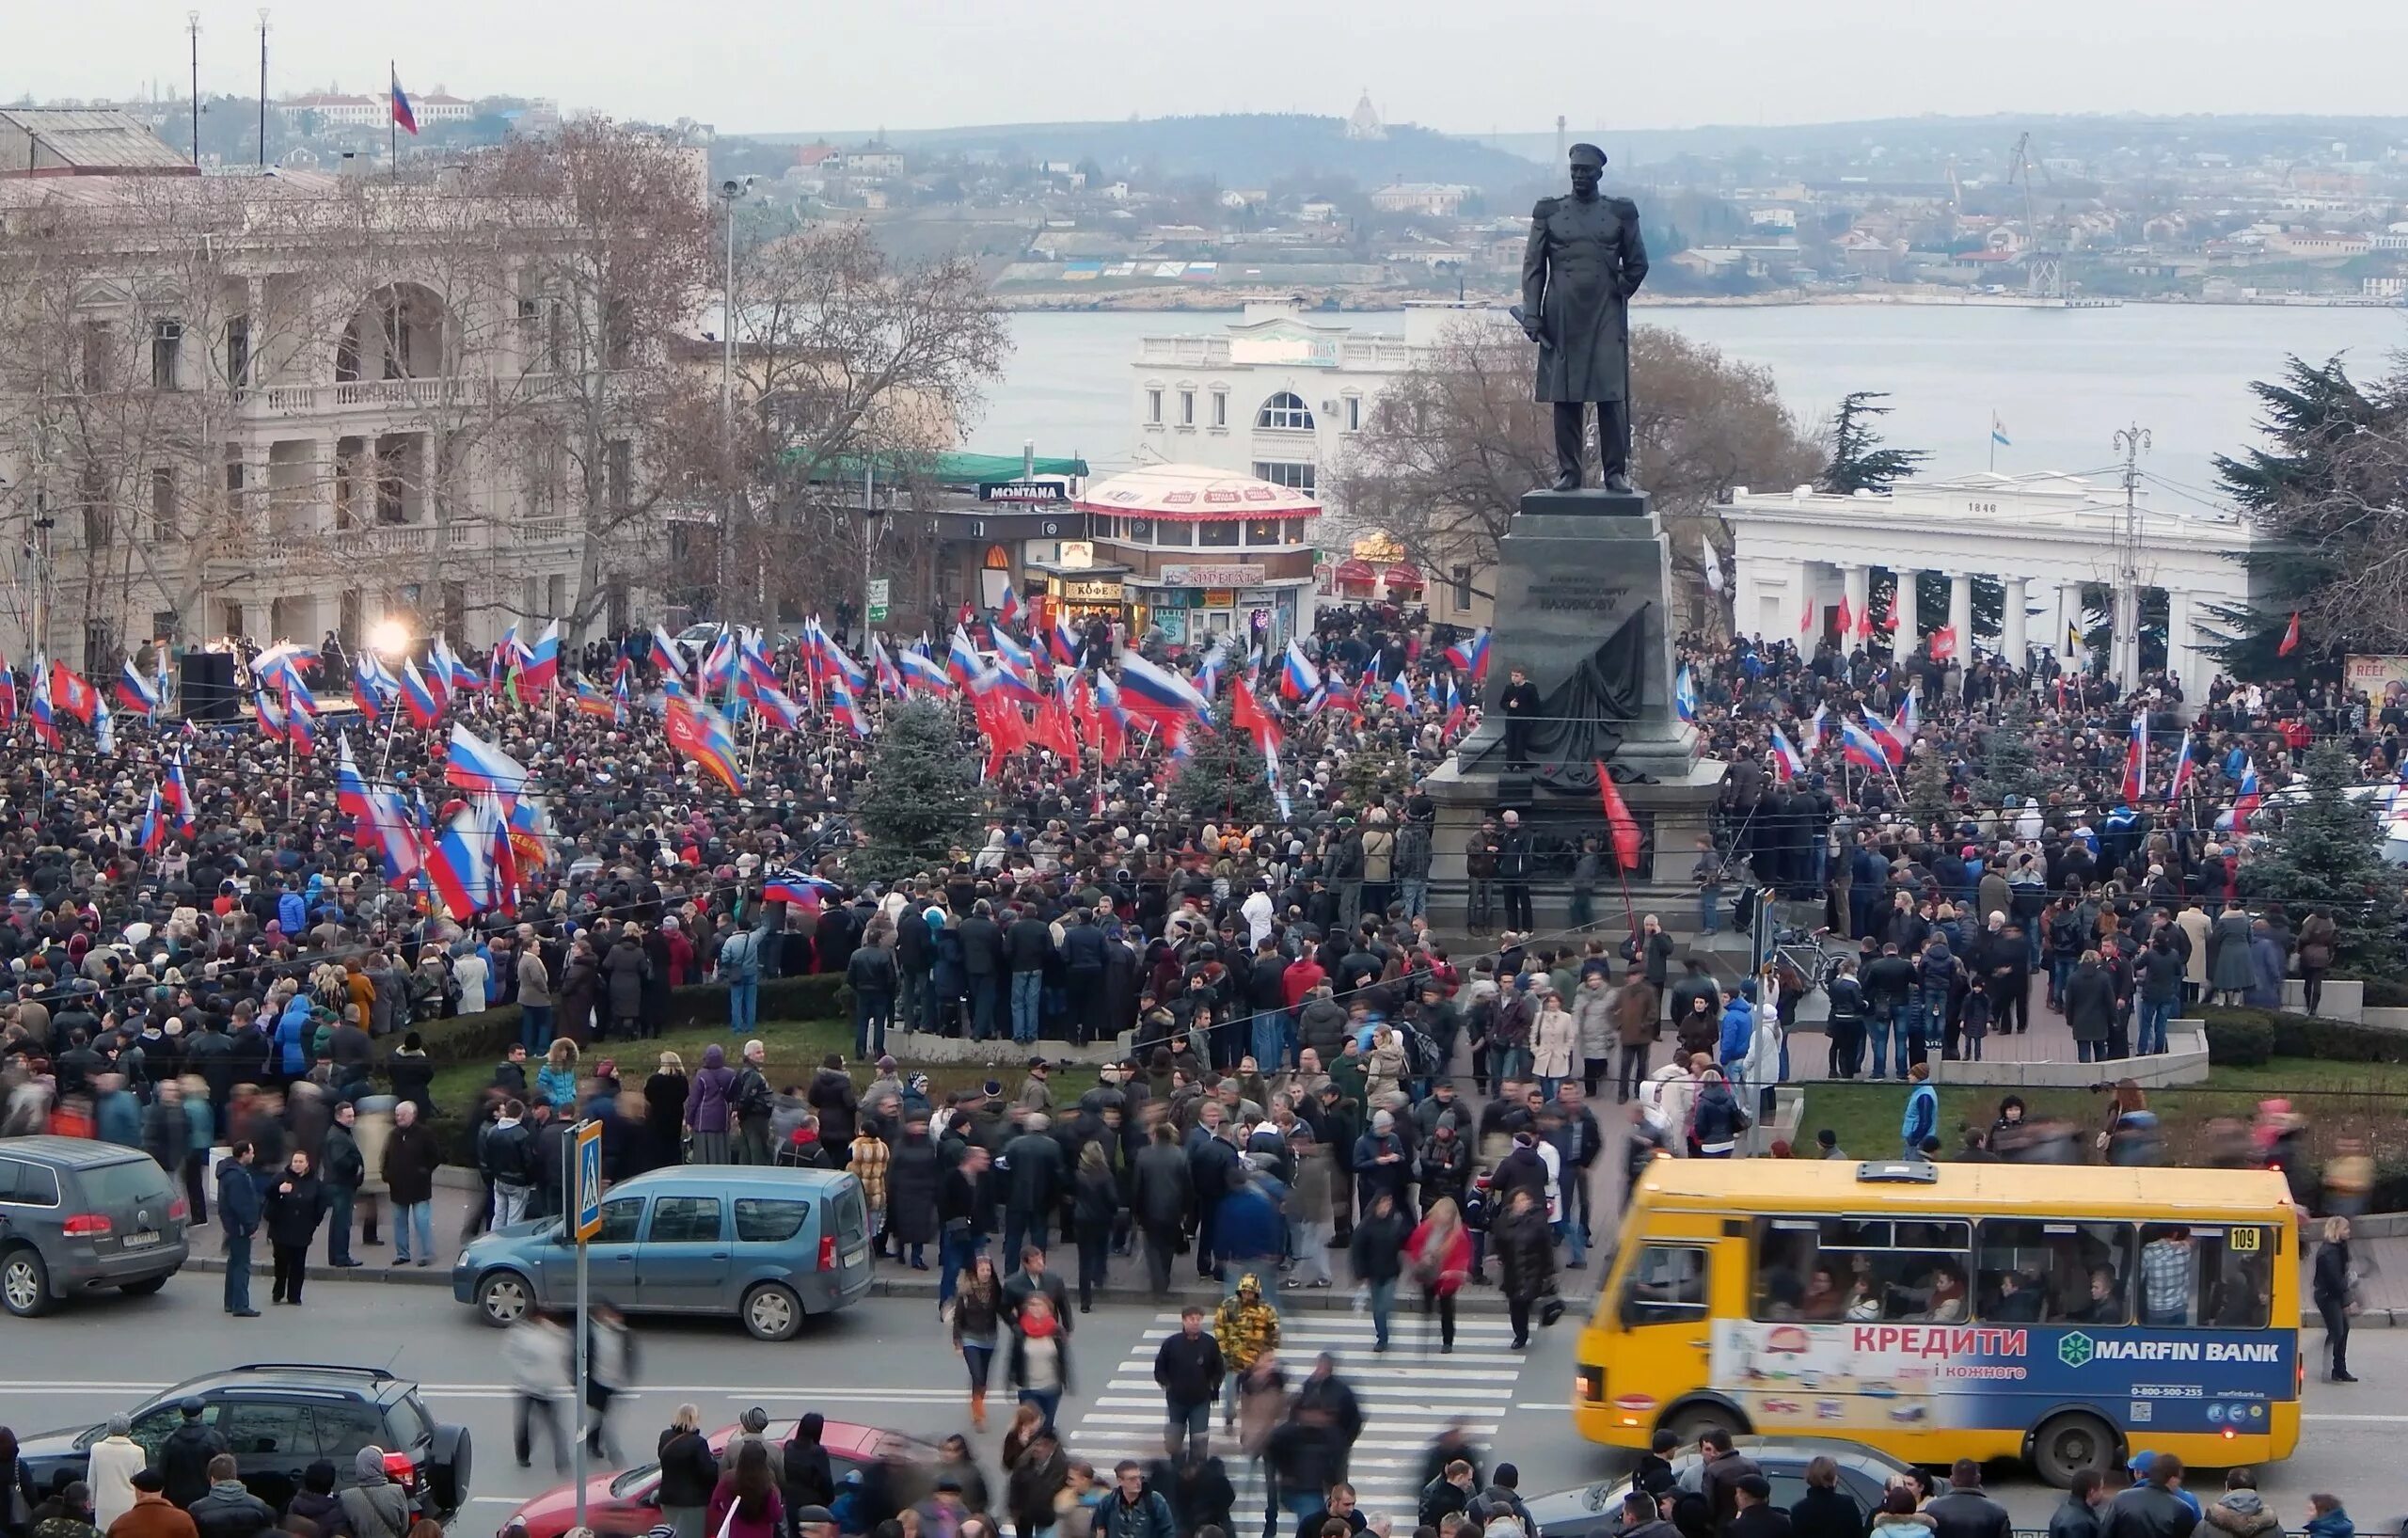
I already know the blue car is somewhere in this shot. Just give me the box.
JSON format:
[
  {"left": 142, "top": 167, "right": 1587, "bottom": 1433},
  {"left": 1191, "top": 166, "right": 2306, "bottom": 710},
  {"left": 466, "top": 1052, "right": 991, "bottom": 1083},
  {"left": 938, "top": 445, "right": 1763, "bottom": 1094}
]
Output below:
[{"left": 453, "top": 1165, "right": 874, "bottom": 1340}]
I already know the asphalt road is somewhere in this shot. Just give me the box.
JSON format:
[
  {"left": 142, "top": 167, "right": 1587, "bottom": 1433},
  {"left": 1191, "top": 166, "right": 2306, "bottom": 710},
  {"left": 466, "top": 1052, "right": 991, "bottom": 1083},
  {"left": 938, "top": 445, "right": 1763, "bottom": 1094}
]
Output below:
[{"left": 8, "top": 1277, "right": 2408, "bottom": 1533}]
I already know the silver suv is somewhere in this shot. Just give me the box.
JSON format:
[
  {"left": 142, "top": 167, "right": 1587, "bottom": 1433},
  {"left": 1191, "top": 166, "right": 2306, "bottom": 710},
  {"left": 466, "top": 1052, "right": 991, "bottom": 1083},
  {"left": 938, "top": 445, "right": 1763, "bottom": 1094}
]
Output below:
[{"left": 0, "top": 1135, "right": 190, "bottom": 1316}]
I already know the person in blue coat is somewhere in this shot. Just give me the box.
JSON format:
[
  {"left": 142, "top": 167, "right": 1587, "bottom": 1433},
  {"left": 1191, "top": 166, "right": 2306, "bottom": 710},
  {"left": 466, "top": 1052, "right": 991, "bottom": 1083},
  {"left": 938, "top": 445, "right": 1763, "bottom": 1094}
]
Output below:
[
  {"left": 1718, "top": 981, "right": 1757, "bottom": 1071},
  {"left": 274, "top": 993, "right": 313, "bottom": 1081},
  {"left": 1900, "top": 1063, "right": 1939, "bottom": 1161}
]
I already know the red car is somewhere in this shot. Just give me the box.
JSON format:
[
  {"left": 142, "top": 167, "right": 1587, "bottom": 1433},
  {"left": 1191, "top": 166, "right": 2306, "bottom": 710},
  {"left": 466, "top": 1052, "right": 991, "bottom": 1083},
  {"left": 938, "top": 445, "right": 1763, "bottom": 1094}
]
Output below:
[{"left": 499, "top": 1420, "right": 940, "bottom": 1538}]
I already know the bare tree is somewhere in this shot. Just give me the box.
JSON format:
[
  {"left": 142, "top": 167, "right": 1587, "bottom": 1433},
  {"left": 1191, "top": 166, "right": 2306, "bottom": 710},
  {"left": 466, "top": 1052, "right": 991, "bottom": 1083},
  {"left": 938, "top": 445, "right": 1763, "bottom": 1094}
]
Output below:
[
  {"left": 473, "top": 121, "right": 715, "bottom": 643},
  {"left": 728, "top": 222, "right": 1011, "bottom": 625},
  {"left": 1330, "top": 315, "right": 1823, "bottom": 619}
]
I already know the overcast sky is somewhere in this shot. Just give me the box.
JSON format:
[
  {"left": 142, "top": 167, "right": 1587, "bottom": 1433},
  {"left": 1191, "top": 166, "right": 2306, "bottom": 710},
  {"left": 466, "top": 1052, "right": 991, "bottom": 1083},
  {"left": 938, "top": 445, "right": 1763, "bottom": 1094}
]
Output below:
[{"left": 25, "top": 0, "right": 2408, "bottom": 138}]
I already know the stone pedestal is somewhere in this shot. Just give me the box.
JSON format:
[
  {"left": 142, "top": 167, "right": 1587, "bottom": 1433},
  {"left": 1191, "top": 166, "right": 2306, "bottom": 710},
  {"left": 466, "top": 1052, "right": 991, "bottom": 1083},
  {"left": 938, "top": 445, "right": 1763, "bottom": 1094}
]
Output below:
[{"left": 1423, "top": 486, "right": 1730, "bottom": 935}]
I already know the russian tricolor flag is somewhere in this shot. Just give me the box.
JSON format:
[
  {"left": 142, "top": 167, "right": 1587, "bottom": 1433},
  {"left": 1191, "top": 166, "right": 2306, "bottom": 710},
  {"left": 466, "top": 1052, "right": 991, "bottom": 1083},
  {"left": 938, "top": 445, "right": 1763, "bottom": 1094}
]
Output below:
[
  {"left": 115, "top": 660, "right": 162, "bottom": 718},
  {"left": 164, "top": 759, "right": 196, "bottom": 832},
  {"left": 1443, "top": 676, "right": 1465, "bottom": 735},
  {"left": 1444, "top": 626, "right": 1492, "bottom": 684},
  {"left": 28, "top": 659, "right": 55, "bottom": 747},
  {"left": 990, "top": 625, "right": 1036, "bottom": 677},
  {"left": 2168, "top": 730, "right": 2196, "bottom": 801},
  {"left": 867, "top": 635, "right": 906, "bottom": 699},
  {"left": 2119, "top": 713, "right": 2147, "bottom": 804},
  {"left": 946, "top": 626, "right": 983, "bottom": 688},
  {"left": 648, "top": 625, "right": 689, "bottom": 682},
  {"left": 336, "top": 735, "right": 372, "bottom": 820},
  {"left": 666, "top": 695, "right": 747, "bottom": 789},
  {"left": 825, "top": 675, "right": 870, "bottom": 739},
  {"left": 754, "top": 683, "right": 804, "bottom": 731},
  {"left": 2231, "top": 759, "right": 2262, "bottom": 831},
  {"left": 900, "top": 642, "right": 953, "bottom": 694},
  {"left": 446, "top": 723, "right": 531, "bottom": 797},
  {"left": 254, "top": 691, "right": 289, "bottom": 744},
  {"left": 1279, "top": 640, "right": 1321, "bottom": 702},
  {"left": 1840, "top": 718, "right": 1888, "bottom": 771},
  {"left": 351, "top": 653, "right": 396, "bottom": 721},
  {"left": 1046, "top": 613, "right": 1082, "bottom": 668},
  {"left": 1865, "top": 707, "right": 1910, "bottom": 767},
  {"left": 435, "top": 634, "right": 485, "bottom": 693},
  {"left": 1673, "top": 664, "right": 1697, "bottom": 724},
  {"left": 428, "top": 798, "right": 507, "bottom": 921},
  {"left": 1770, "top": 723, "right": 1809, "bottom": 783},
  {"left": 400, "top": 656, "right": 444, "bottom": 729},
  {"left": 1116, "top": 652, "right": 1212, "bottom": 728},
  {"left": 518, "top": 620, "right": 561, "bottom": 695}
]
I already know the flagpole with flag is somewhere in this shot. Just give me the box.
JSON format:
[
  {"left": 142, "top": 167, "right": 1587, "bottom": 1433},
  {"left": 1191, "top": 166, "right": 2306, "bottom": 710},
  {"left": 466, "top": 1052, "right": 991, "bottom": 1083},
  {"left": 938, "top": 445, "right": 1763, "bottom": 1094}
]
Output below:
[{"left": 1989, "top": 412, "right": 2010, "bottom": 472}]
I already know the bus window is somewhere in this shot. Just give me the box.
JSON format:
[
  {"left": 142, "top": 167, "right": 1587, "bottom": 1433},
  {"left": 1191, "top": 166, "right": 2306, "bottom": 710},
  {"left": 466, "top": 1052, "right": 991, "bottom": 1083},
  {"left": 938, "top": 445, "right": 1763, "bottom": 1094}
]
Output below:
[
  {"left": 1976, "top": 1219, "right": 2131, "bottom": 1323},
  {"left": 1755, "top": 1218, "right": 1971, "bottom": 1324},
  {"left": 2202, "top": 1226, "right": 2275, "bottom": 1328},
  {"left": 2136, "top": 1224, "right": 2199, "bottom": 1326},
  {"left": 1622, "top": 1245, "right": 1709, "bottom": 1325}
]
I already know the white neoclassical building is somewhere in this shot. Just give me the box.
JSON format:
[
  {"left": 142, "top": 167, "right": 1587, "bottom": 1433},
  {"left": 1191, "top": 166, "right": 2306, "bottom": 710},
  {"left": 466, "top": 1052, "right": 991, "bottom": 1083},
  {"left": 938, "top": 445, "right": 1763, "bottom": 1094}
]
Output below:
[{"left": 1720, "top": 470, "right": 2264, "bottom": 692}]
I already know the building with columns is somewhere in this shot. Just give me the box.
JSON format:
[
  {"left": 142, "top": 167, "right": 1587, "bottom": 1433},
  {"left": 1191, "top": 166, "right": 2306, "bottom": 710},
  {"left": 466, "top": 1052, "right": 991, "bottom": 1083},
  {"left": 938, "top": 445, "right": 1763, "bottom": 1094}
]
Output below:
[
  {"left": 0, "top": 151, "right": 664, "bottom": 670},
  {"left": 1719, "top": 470, "right": 2263, "bottom": 693}
]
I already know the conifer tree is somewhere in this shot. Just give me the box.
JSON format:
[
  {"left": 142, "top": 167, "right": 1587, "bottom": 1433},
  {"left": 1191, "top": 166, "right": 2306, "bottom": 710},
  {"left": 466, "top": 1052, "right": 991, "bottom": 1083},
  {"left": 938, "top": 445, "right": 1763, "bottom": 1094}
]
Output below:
[
  {"left": 2241, "top": 739, "right": 2403, "bottom": 977},
  {"left": 853, "top": 699, "right": 982, "bottom": 882}
]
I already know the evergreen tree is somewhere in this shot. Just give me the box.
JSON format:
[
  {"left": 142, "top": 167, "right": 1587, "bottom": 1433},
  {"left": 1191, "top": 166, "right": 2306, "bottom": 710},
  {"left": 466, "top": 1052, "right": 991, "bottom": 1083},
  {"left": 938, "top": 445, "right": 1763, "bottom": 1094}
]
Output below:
[
  {"left": 1975, "top": 693, "right": 2044, "bottom": 808},
  {"left": 1341, "top": 729, "right": 1409, "bottom": 812},
  {"left": 2207, "top": 355, "right": 2401, "bottom": 678},
  {"left": 1904, "top": 744, "right": 1956, "bottom": 833},
  {"left": 1171, "top": 703, "right": 1275, "bottom": 827},
  {"left": 1820, "top": 391, "right": 1931, "bottom": 495},
  {"left": 2240, "top": 739, "right": 2404, "bottom": 978},
  {"left": 852, "top": 699, "right": 983, "bottom": 883}
]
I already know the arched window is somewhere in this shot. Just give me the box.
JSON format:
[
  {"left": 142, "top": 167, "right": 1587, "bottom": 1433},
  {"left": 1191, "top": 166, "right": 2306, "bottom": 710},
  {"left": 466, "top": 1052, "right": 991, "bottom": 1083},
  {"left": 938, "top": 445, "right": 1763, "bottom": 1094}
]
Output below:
[{"left": 1257, "top": 391, "right": 1315, "bottom": 431}]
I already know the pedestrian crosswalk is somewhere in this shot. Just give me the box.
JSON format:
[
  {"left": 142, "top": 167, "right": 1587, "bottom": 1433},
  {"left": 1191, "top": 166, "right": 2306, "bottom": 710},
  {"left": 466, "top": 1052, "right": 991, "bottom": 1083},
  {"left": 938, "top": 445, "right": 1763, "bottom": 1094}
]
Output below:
[{"left": 1061, "top": 1308, "right": 1530, "bottom": 1529}]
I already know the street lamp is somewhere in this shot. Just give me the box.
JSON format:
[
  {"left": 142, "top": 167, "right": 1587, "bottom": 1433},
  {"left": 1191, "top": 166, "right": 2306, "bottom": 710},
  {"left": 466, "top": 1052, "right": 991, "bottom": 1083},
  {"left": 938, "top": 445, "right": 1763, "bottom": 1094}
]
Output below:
[
  {"left": 366, "top": 615, "right": 411, "bottom": 660},
  {"left": 717, "top": 178, "right": 741, "bottom": 615}
]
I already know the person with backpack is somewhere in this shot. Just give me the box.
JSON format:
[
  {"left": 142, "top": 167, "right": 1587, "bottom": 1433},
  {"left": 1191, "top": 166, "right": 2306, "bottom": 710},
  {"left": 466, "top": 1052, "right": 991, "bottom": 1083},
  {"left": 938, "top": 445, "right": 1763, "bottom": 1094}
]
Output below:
[{"left": 731, "top": 1040, "right": 775, "bottom": 1165}]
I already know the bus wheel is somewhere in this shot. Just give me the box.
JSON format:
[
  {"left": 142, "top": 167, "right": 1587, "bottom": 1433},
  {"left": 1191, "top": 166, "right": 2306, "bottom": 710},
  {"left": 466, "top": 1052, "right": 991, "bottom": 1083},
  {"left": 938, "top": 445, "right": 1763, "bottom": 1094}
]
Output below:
[
  {"left": 1662, "top": 1403, "right": 1746, "bottom": 1446},
  {"left": 2033, "top": 1412, "right": 2117, "bottom": 1488}
]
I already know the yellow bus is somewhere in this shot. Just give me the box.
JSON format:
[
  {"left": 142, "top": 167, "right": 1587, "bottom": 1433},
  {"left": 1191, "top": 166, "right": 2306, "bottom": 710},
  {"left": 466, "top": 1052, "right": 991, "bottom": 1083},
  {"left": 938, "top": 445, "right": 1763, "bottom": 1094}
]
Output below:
[{"left": 1574, "top": 1159, "right": 2302, "bottom": 1485}]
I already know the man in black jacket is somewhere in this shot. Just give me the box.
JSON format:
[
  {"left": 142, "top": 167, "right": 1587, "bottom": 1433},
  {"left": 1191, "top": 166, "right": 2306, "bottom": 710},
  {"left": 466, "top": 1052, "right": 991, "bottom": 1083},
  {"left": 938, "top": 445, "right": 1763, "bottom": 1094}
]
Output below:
[
  {"left": 895, "top": 896, "right": 935, "bottom": 1034},
  {"left": 938, "top": 1143, "right": 991, "bottom": 1308},
  {"left": 1001, "top": 1113, "right": 1067, "bottom": 1265},
  {"left": 157, "top": 1399, "right": 229, "bottom": 1509},
  {"left": 1132, "top": 1121, "right": 1193, "bottom": 1298},
  {"left": 1060, "top": 909, "right": 1110, "bottom": 1047},
  {"left": 958, "top": 900, "right": 1004, "bottom": 1041},
  {"left": 846, "top": 939, "right": 899, "bottom": 1061},
  {"left": 1925, "top": 1460, "right": 2012, "bottom": 1538},
  {"left": 1005, "top": 904, "right": 1055, "bottom": 1046},
  {"left": 1152, "top": 1305, "right": 1224, "bottom": 1460},
  {"left": 214, "top": 1142, "right": 262, "bottom": 1319}
]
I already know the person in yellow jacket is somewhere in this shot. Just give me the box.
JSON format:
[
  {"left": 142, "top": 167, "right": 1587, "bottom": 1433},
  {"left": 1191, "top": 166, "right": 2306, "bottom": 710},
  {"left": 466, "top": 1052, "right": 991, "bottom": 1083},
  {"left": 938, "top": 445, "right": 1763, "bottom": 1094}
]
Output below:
[{"left": 1212, "top": 1274, "right": 1280, "bottom": 1430}]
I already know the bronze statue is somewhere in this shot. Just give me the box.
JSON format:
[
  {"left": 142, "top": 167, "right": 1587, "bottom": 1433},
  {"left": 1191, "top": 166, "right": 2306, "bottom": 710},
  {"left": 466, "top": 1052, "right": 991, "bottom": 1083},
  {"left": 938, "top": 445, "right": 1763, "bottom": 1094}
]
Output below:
[{"left": 1518, "top": 143, "right": 1648, "bottom": 493}]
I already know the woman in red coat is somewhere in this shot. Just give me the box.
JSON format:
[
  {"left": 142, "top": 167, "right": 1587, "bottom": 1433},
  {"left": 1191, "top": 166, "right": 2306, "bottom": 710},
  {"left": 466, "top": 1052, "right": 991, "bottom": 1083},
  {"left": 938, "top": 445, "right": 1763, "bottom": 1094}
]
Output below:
[{"left": 1406, "top": 1196, "right": 1476, "bottom": 1354}]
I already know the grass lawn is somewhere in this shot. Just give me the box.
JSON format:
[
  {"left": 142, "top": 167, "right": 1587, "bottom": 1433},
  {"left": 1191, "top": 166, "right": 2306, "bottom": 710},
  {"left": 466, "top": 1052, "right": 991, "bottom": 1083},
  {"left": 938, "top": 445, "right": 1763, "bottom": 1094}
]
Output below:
[
  {"left": 425, "top": 1019, "right": 1022, "bottom": 1118},
  {"left": 1799, "top": 1058, "right": 2408, "bottom": 1165}
]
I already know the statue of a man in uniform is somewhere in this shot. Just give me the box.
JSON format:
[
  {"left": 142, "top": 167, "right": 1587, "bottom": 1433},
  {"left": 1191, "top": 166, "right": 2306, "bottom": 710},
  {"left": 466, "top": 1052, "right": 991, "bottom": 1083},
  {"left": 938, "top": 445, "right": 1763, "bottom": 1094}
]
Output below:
[{"left": 1519, "top": 143, "right": 1649, "bottom": 493}]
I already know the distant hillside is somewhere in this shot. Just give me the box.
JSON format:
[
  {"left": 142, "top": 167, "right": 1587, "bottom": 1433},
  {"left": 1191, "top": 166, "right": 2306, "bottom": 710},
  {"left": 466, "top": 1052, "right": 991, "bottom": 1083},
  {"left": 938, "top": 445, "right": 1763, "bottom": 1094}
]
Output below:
[
  {"left": 1478, "top": 112, "right": 2408, "bottom": 168},
  {"left": 747, "top": 113, "right": 1547, "bottom": 194}
]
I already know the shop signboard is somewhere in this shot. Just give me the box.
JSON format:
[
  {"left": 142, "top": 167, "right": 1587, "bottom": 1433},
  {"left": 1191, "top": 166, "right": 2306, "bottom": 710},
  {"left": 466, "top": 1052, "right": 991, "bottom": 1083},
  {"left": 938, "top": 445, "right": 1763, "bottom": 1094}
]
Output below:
[{"left": 1161, "top": 563, "right": 1264, "bottom": 587}]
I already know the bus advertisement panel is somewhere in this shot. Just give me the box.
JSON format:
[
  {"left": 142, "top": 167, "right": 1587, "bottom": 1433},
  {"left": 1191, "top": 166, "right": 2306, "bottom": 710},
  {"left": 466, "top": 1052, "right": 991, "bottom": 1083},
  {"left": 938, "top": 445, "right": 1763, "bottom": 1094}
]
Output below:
[{"left": 1714, "top": 1319, "right": 2294, "bottom": 1438}]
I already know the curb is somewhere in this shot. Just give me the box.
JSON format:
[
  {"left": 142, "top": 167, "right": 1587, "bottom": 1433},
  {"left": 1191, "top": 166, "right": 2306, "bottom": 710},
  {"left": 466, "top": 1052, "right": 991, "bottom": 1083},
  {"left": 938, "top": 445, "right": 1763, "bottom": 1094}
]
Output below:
[{"left": 172, "top": 1249, "right": 1547, "bottom": 1314}]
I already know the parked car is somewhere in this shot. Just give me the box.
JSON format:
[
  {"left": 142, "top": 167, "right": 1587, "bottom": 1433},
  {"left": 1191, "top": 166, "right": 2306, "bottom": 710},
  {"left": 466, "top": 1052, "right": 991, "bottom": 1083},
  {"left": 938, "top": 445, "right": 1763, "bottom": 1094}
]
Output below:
[
  {"left": 1523, "top": 1438, "right": 1912, "bottom": 1538},
  {"left": 17, "top": 1363, "right": 472, "bottom": 1517},
  {"left": 0, "top": 1134, "right": 190, "bottom": 1317},
  {"left": 453, "top": 1165, "right": 874, "bottom": 1340},
  {"left": 501, "top": 1419, "right": 937, "bottom": 1538}
]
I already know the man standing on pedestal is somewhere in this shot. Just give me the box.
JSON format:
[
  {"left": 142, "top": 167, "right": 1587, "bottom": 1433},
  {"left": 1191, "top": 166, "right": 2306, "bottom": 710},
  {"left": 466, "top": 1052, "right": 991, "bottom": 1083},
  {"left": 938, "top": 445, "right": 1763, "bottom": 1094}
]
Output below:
[
  {"left": 1520, "top": 143, "right": 1649, "bottom": 493},
  {"left": 1498, "top": 666, "right": 1543, "bottom": 770}
]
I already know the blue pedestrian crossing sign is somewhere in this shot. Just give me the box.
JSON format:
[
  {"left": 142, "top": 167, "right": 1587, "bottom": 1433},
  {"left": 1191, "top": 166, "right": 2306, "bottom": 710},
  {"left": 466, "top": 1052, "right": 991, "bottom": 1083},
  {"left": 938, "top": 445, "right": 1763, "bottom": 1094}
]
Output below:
[{"left": 574, "top": 1119, "right": 604, "bottom": 1241}]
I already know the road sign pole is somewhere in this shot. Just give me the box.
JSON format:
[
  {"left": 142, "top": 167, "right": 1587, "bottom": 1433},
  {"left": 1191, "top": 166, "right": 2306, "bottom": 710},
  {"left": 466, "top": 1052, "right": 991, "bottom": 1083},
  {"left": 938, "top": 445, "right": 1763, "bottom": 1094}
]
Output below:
[{"left": 571, "top": 1118, "right": 602, "bottom": 1530}]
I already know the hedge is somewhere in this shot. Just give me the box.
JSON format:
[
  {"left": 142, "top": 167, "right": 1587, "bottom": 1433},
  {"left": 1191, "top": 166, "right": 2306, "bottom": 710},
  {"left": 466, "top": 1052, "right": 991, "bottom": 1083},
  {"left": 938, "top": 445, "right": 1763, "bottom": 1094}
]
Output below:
[
  {"left": 380, "top": 973, "right": 852, "bottom": 1068},
  {"left": 2199, "top": 1006, "right": 2408, "bottom": 1068},
  {"left": 2358, "top": 976, "right": 2408, "bottom": 1009}
]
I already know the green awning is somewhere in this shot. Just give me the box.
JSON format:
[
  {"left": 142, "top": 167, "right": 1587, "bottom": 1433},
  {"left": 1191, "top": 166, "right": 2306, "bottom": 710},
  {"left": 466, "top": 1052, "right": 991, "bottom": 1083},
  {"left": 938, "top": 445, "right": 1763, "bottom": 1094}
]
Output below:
[{"left": 783, "top": 450, "right": 1089, "bottom": 484}]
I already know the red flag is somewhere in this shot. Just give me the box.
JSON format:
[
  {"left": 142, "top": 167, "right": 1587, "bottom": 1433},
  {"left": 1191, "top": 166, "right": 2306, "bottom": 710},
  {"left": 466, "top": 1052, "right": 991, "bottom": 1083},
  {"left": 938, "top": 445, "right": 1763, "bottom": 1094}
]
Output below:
[
  {"left": 1798, "top": 596, "right": 1816, "bottom": 635},
  {"left": 1930, "top": 624, "right": 1959, "bottom": 662},
  {"left": 1833, "top": 596, "right": 1853, "bottom": 641},
  {"left": 1594, "top": 760, "right": 1642, "bottom": 871},
  {"left": 2278, "top": 611, "right": 2301, "bottom": 658},
  {"left": 1854, "top": 601, "right": 1875, "bottom": 640}
]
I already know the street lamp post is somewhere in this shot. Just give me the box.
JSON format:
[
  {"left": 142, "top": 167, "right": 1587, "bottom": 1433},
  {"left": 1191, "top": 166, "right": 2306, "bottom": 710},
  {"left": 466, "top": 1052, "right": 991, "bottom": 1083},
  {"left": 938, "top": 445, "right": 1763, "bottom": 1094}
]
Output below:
[{"left": 717, "top": 179, "right": 740, "bottom": 618}]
